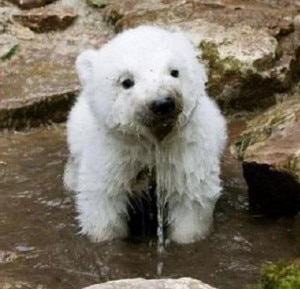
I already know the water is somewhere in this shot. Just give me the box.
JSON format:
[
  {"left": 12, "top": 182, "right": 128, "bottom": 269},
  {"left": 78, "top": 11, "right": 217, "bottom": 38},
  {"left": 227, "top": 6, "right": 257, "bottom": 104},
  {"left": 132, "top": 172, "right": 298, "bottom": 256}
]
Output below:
[
  {"left": 0, "top": 122, "right": 299, "bottom": 289},
  {"left": 155, "top": 146, "right": 167, "bottom": 255},
  {"left": 154, "top": 145, "right": 169, "bottom": 275}
]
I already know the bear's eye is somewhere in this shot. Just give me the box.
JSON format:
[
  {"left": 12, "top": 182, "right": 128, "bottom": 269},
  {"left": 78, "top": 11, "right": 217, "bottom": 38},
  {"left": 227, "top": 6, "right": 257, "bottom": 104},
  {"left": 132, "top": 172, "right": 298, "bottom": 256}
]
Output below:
[
  {"left": 170, "top": 69, "right": 179, "bottom": 78},
  {"left": 121, "top": 78, "right": 135, "bottom": 89}
]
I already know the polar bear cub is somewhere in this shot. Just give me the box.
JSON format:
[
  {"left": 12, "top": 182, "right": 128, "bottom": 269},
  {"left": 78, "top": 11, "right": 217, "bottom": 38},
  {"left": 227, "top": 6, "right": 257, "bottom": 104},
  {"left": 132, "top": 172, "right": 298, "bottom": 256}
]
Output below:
[{"left": 64, "top": 25, "right": 227, "bottom": 244}]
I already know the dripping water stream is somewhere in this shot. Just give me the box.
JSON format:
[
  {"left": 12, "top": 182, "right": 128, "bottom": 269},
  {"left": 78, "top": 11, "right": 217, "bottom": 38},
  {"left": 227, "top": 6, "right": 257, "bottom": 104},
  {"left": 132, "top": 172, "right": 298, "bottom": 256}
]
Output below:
[{"left": 155, "top": 144, "right": 171, "bottom": 275}]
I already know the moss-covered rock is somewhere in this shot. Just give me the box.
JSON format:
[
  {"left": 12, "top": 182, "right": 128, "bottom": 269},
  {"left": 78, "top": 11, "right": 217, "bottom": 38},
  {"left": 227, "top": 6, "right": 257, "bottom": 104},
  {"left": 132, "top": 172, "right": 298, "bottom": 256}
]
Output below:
[
  {"left": 191, "top": 23, "right": 289, "bottom": 111},
  {"left": 231, "top": 94, "right": 300, "bottom": 215}
]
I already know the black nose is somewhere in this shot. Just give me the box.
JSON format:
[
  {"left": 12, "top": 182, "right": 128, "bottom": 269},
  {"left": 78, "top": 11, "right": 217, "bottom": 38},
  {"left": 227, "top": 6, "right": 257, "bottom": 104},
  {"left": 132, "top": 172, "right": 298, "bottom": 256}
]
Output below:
[{"left": 150, "top": 97, "right": 176, "bottom": 116}]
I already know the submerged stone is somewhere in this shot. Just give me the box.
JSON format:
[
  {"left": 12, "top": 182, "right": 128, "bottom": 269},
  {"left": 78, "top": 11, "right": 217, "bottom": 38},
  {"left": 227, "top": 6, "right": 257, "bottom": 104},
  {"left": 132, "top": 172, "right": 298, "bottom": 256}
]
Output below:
[{"left": 232, "top": 94, "right": 300, "bottom": 215}]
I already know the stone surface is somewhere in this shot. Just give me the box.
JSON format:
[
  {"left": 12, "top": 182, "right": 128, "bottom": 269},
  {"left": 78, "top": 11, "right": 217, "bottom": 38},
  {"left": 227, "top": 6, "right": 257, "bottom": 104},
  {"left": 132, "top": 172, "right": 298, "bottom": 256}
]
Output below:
[
  {"left": 12, "top": 7, "right": 78, "bottom": 32},
  {"left": 0, "top": 0, "right": 110, "bottom": 130},
  {"left": 232, "top": 94, "right": 300, "bottom": 215},
  {"left": 84, "top": 278, "right": 218, "bottom": 289},
  {"left": 8, "top": 0, "right": 57, "bottom": 10},
  {"left": 0, "top": 49, "right": 79, "bottom": 129}
]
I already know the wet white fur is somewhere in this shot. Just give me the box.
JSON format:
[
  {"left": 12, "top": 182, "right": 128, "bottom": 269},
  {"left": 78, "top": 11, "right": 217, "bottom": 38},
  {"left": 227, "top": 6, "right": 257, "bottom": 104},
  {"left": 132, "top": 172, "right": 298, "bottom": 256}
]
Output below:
[{"left": 64, "top": 26, "right": 227, "bottom": 244}]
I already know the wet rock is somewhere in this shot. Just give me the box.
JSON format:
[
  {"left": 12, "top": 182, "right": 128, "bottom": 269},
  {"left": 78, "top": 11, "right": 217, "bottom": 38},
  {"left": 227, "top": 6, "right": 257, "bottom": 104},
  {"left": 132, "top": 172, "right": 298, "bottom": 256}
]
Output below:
[
  {"left": 8, "top": 0, "right": 57, "bottom": 10},
  {"left": 0, "top": 34, "right": 19, "bottom": 59},
  {"left": 12, "top": 7, "right": 78, "bottom": 32},
  {"left": 84, "top": 278, "right": 218, "bottom": 289},
  {"left": 232, "top": 94, "right": 300, "bottom": 215}
]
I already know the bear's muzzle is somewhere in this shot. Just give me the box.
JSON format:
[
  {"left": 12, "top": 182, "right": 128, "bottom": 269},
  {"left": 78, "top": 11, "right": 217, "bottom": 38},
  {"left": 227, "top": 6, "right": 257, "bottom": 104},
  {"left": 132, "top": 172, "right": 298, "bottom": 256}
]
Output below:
[{"left": 136, "top": 92, "right": 183, "bottom": 141}]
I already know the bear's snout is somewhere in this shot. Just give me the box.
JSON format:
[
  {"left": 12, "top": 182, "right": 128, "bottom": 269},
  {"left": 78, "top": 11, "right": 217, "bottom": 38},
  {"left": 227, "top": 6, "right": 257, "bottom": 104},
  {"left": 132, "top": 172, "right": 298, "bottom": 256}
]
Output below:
[
  {"left": 149, "top": 97, "right": 176, "bottom": 117},
  {"left": 134, "top": 93, "right": 183, "bottom": 140}
]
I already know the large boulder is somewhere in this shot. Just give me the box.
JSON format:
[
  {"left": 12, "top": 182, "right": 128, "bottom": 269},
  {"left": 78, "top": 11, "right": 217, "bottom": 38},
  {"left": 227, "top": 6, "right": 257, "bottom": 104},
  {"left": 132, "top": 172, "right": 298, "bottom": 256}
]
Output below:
[
  {"left": 231, "top": 93, "right": 300, "bottom": 215},
  {"left": 83, "top": 278, "right": 218, "bottom": 289}
]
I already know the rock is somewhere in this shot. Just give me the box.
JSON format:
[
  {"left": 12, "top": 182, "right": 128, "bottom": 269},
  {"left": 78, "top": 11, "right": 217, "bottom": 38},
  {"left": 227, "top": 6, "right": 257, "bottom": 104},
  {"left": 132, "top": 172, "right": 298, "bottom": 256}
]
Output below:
[
  {"left": 8, "top": 0, "right": 57, "bottom": 10},
  {"left": 0, "top": 34, "right": 19, "bottom": 59},
  {"left": 181, "top": 21, "right": 284, "bottom": 111},
  {"left": 0, "top": 50, "right": 79, "bottom": 129},
  {"left": 231, "top": 94, "right": 300, "bottom": 215},
  {"left": 12, "top": 7, "right": 78, "bottom": 32},
  {"left": 83, "top": 278, "right": 218, "bottom": 289},
  {"left": 0, "top": 0, "right": 110, "bottom": 131}
]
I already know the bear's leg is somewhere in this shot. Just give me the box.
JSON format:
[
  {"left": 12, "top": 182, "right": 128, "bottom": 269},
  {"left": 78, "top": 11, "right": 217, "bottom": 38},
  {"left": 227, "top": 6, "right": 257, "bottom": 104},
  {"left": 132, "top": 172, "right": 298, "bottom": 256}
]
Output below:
[
  {"left": 168, "top": 195, "right": 216, "bottom": 244},
  {"left": 75, "top": 152, "right": 129, "bottom": 242},
  {"left": 75, "top": 190, "right": 128, "bottom": 242}
]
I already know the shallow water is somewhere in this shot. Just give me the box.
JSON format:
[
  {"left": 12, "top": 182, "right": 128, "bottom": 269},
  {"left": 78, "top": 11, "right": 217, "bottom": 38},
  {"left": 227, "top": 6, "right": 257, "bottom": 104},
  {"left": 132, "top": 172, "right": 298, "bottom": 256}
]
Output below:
[{"left": 0, "top": 122, "right": 299, "bottom": 289}]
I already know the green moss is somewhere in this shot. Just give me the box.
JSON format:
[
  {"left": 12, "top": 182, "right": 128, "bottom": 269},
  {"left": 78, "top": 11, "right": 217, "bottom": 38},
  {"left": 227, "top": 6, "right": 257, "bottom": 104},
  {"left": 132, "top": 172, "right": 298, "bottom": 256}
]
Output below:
[{"left": 257, "top": 261, "right": 300, "bottom": 289}]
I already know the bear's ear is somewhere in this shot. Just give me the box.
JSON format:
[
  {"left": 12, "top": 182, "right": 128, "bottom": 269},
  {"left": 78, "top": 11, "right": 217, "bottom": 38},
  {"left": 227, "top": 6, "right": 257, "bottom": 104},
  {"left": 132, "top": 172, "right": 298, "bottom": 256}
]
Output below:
[{"left": 75, "top": 49, "right": 98, "bottom": 87}]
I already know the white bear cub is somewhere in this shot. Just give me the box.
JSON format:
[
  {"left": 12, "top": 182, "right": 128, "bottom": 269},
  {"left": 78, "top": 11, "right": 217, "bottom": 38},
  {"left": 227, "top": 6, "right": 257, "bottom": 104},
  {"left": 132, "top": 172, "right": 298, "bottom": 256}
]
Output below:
[{"left": 64, "top": 25, "right": 227, "bottom": 244}]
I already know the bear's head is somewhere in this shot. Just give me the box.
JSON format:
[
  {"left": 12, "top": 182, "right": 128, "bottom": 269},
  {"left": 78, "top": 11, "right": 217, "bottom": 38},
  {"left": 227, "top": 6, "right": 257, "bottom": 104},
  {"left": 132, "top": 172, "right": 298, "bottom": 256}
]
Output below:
[{"left": 76, "top": 25, "right": 207, "bottom": 142}]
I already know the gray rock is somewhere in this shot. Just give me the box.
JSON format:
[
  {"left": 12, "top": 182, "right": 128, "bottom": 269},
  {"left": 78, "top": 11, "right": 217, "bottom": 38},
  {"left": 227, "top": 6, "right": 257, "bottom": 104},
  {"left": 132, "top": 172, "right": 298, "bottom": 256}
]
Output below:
[
  {"left": 0, "top": 50, "right": 79, "bottom": 129},
  {"left": 83, "top": 278, "right": 218, "bottom": 289}
]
